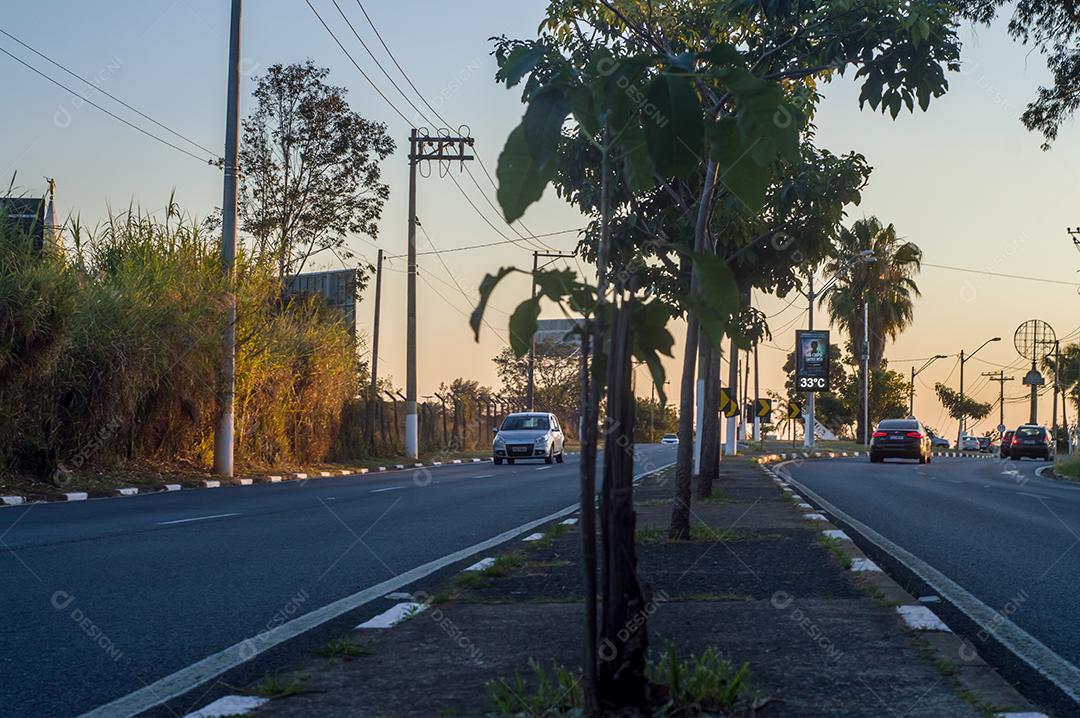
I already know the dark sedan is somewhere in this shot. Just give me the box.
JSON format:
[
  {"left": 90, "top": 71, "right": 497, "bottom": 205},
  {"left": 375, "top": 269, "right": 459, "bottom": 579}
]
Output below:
[
  {"left": 870, "top": 418, "right": 932, "bottom": 464},
  {"left": 1009, "top": 424, "right": 1053, "bottom": 461}
]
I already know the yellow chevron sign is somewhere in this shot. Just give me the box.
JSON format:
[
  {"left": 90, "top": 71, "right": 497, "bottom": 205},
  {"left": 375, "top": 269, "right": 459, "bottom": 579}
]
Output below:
[
  {"left": 720, "top": 387, "right": 739, "bottom": 417},
  {"left": 756, "top": 398, "right": 772, "bottom": 418},
  {"left": 786, "top": 402, "right": 802, "bottom": 420}
]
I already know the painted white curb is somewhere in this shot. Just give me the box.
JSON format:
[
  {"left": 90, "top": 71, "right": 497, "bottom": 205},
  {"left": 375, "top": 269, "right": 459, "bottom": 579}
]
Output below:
[
  {"left": 64, "top": 492, "right": 88, "bottom": 501},
  {"left": 293, "top": 473, "right": 308, "bottom": 480},
  {"left": 394, "top": 464, "right": 405, "bottom": 470},
  {"left": 560, "top": 518, "right": 578, "bottom": 526},
  {"left": 378, "top": 466, "right": 387, "bottom": 472},
  {"left": 355, "top": 601, "right": 428, "bottom": 629},
  {"left": 182, "top": 695, "right": 268, "bottom": 717},
  {"left": 357, "top": 468, "right": 369, "bottom": 475},
  {"left": 822, "top": 529, "right": 850, "bottom": 540},
  {"left": 994, "top": 713, "right": 1050, "bottom": 718},
  {"left": 116, "top": 488, "right": 139, "bottom": 497},
  {"left": 235, "top": 478, "right": 253, "bottom": 486},
  {"left": 803, "top": 512, "right": 828, "bottom": 521},
  {"left": 1, "top": 495, "right": 25, "bottom": 506},
  {"left": 452, "top": 459, "right": 462, "bottom": 464},
  {"left": 340, "top": 469, "right": 352, "bottom": 475},
  {"left": 203, "top": 480, "right": 221, "bottom": 489},
  {"left": 164, "top": 484, "right": 181, "bottom": 492},
  {"left": 319, "top": 471, "right": 332, "bottom": 477},
  {"left": 471, "top": 458, "right": 482, "bottom": 463},
  {"left": 796, "top": 502, "right": 813, "bottom": 510},
  {"left": 522, "top": 532, "right": 545, "bottom": 542},
  {"left": 265, "top": 475, "right": 283, "bottom": 483},
  {"left": 896, "top": 605, "right": 951, "bottom": 632},
  {"left": 462, "top": 557, "right": 496, "bottom": 572}
]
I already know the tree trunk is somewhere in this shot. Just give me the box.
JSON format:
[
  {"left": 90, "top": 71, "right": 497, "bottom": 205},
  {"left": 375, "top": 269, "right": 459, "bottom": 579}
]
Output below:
[
  {"left": 579, "top": 330, "right": 600, "bottom": 714},
  {"left": 696, "top": 333, "right": 720, "bottom": 498},
  {"left": 598, "top": 300, "right": 648, "bottom": 709},
  {"left": 670, "top": 312, "right": 699, "bottom": 540}
]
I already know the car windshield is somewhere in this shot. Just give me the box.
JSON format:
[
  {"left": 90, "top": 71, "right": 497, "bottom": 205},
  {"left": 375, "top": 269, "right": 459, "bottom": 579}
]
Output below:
[
  {"left": 501, "top": 415, "right": 551, "bottom": 431},
  {"left": 877, "top": 420, "right": 917, "bottom": 431},
  {"left": 1016, "top": 426, "right": 1045, "bottom": 438},
  {"left": 662, "top": 434, "right": 676, "bottom": 439}
]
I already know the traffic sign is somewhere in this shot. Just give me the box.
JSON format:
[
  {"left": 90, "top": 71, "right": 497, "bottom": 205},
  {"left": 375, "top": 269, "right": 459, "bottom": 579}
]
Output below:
[
  {"left": 997, "top": 423, "right": 1006, "bottom": 434},
  {"left": 786, "top": 402, "right": 803, "bottom": 420},
  {"left": 756, "top": 398, "right": 772, "bottom": 418},
  {"left": 719, "top": 387, "right": 737, "bottom": 417}
]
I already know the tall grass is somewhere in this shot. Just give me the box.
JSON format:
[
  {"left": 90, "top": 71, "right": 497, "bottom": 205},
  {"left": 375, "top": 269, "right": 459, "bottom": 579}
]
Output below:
[{"left": 0, "top": 204, "right": 357, "bottom": 481}]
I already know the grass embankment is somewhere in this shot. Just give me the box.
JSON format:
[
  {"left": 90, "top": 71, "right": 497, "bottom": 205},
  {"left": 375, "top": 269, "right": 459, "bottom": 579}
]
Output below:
[{"left": 1055, "top": 457, "right": 1080, "bottom": 481}]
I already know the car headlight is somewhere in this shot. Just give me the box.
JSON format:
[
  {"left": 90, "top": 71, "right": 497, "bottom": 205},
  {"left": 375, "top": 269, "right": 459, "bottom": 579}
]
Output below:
[
  {"left": 534, "top": 436, "right": 549, "bottom": 446},
  {"left": 493, "top": 436, "right": 505, "bottom": 446}
]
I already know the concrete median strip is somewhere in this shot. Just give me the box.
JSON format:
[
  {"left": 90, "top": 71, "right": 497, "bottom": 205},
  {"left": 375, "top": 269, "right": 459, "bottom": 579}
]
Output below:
[
  {"left": 522, "top": 532, "right": 545, "bottom": 542},
  {"left": 896, "top": 604, "right": 951, "bottom": 632},
  {"left": 462, "top": 557, "right": 495, "bottom": 572},
  {"left": 355, "top": 602, "right": 429, "bottom": 629}
]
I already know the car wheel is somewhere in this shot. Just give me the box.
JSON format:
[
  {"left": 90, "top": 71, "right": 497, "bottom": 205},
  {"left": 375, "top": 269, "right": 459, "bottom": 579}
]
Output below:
[
  {"left": 918, "top": 454, "right": 926, "bottom": 464},
  {"left": 494, "top": 457, "right": 502, "bottom": 465},
  {"left": 508, "top": 458, "right": 516, "bottom": 465},
  {"left": 1009, "top": 455, "right": 1018, "bottom": 461},
  {"left": 926, "top": 455, "right": 932, "bottom": 465},
  {"left": 555, "top": 451, "right": 564, "bottom": 464},
  {"left": 544, "top": 450, "right": 554, "bottom": 465},
  {"left": 870, "top": 454, "right": 881, "bottom": 463}
]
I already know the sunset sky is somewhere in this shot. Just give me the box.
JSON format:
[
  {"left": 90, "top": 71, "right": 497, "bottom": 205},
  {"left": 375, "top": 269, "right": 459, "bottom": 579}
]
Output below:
[{"left": 4, "top": 1, "right": 1080, "bottom": 438}]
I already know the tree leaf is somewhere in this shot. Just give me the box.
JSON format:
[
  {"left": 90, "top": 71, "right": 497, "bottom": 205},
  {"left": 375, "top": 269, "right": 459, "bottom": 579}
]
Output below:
[
  {"left": 498, "top": 45, "right": 545, "bottom": 88},
  {"left": 692, "top": 252, "right": 740, "bottom": 342},
  {"left": 471, "top": 266, "right": 518, "bottom": 341},
  {"left": 497, "top": 124, "right": 553, "bottom": 223},
  {"left": 523, "top": 87, "right": 571, "bottom": 171},
  {"left": 643, "top": 73, "right": 704, "bottom": 178},
  {"left": 533, "top": 267, "right": 577, "bottom": 301},
  {"left": 567, "top": 84, "right": 601, "bottom": 137},
  {"left": 706, "top": 118, "right": 771, "bottom": 212},
  {"left": 618, "top": 121, "right": 657, "bottom": 194},
  {"left": 508, "top": 297, "right": 541, "bottom": 357}
]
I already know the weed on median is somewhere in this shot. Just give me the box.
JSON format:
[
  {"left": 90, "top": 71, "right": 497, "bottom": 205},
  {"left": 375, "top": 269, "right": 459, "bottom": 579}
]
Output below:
[
  {"left": 636, "top": 524, "right": 759, "bottom": 545},
  {"left": 249, "top": 671, "right": 308, "bottom": 698},
  {"left": 816, "top": 534, "right": 852, "bottom": 570},
  {"left": 315, "top": 636, "right": 371, "bottom": 659}
]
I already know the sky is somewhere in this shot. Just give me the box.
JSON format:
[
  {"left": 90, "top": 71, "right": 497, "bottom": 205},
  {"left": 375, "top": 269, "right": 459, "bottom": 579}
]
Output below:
[{"left": 3, "top": 1, "right": 1080, "bottom": 440}]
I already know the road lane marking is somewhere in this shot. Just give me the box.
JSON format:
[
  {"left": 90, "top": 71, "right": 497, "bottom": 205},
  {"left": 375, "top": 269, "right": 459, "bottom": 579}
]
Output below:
[
  {"left": 474, "top": 475, "right": 493, "bottom": 479},
  {"left": 158, "top": 513, "right": 239, "bottom": 526},
  {"left": 370, "top": 487, "right": 406, "bottom": 493},
  {"left": 1017, "top": 492, "right": 1051, "bottom": 500},
  {"left": 778, "top": 460, "right": 1080, "bottom": 703},
  {"left": 536, "top": 466, "right": 553, "bottom": 471},
  {"left": 80, "top": 458, "right": 675, "bottom": 718}
]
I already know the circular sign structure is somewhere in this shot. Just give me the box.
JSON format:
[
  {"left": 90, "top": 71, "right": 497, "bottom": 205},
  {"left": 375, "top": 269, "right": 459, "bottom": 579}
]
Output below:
[
  {"left": 997, "top": 423, "right": 1006, "bottom": 434},
  {"left": 1013, "top": 319, "right": 1056, "bottom": 360}
]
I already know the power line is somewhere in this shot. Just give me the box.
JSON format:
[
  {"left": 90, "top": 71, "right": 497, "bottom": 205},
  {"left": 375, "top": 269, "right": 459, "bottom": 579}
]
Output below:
[
  {"left": 392, "top": 228, "right": 583, "bottom": 259},
  {"left": 0, "top": 45, "right": 214, "bottom": 164},
  {"left": 0, "top": 27, "right": 219, "bottom": 158},
  {"left": 923, "top": 262, "right": 1080, "bottom": 288},
  {"left": 303, "top": 0, "right": 414, "bottom": 127}
]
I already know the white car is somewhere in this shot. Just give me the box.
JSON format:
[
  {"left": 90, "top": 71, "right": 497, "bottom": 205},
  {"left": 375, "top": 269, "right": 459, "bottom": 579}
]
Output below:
[
  {"left": 493, "top": 412, "right": 565, "bottom": 465},
  {"left": 660, "top": 433, "right": 679, "bottom": 445},
  {"left": 959, "top": 436, "right": 980, "bottom": 452}
]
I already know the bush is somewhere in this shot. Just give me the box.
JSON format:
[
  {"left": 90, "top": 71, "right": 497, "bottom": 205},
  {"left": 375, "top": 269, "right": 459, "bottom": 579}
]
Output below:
[{"left": 0, "top": 205, "right": 359, "bottom": 481}]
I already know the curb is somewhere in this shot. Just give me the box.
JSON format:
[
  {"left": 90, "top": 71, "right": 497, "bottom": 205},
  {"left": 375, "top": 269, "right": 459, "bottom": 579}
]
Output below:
[{"left": 765, "top": 461, "right": 1046, "bottom": 716}]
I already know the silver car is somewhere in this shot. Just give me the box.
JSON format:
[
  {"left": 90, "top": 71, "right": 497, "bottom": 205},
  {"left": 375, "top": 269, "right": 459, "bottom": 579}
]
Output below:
[{"left": 493, "top": 412, "right": 565, "bottom": 465}]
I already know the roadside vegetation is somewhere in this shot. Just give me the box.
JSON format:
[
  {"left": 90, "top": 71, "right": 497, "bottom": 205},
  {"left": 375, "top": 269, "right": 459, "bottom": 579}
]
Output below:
[{"left": 1055, "top": 457, "right": 1080, "bottom": 481}]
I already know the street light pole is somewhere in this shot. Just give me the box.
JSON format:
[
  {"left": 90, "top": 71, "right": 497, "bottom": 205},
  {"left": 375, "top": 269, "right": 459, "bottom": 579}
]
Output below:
[
  {"left": 958, "top": 336, "right": 1001, "bottom": 445},
  {"left": 910, "top": 355, "right": 948, "bottom": 415}
]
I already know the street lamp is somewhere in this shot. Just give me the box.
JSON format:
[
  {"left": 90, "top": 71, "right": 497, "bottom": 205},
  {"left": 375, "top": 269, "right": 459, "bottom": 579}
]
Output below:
[
  {"left": 910, "top": 355, "right": 948, "bottom": 415},
  {"left": 802, "top": 250, "right": 876, "bottom": 449},
  {"left": 958, "top": 337, "right": 1001, "bottom": 445}
]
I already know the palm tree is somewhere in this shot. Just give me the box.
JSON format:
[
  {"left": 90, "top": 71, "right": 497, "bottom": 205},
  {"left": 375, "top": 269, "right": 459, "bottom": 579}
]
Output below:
[{"left": 823, "top": 217, "right": 922, "bottom": 439}]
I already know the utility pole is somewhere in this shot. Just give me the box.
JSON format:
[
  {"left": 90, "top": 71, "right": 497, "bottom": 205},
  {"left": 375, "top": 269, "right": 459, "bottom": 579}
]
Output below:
[
  {"left": 753, "top": 341, "right": 761, "bottom": 442},
  {"left": 804, "top": 273, "right": 815, "bottom": 450},
  {"left": 862, "top": 300, "right": 870, "bottom": 444},
  {"left": 213, "top": 0, "right": 242, "bottom": 478},
  {"left": 982, "top": 371, "right": 1014, "bottom": 434},
  {"left": 526, "top": 250, "right": 576, "bottom": 410},
  {"left": 957, "top": 337, "right": 1001, "bottom": 445},
  {"left": 405, "top": 130, "right": 474, "bottom": 459},
  {"left": 368, "top": 248, "right": 383, "bottom": 452},
  {"left": 911, "top": 355, "right": 947, "bottom": 415}
]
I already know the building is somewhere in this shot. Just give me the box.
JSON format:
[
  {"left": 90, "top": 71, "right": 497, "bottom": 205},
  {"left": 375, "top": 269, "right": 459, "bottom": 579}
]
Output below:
[
  {"left": 1, "top": 179, "right": 62, "bottom": 254},
  {"left": 284, "top": 268, "right": 359, "bottom": 338},
  {"left": 534, "top": 317, "right": 583, "bottom": 352}
]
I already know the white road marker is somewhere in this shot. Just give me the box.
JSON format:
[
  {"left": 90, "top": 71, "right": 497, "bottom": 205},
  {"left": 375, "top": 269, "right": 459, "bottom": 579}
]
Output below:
[
  {"left": 896, "top": 605, "right": 951, "bottom": 632},
  {"left": 522, "top": 532, "right": 545, "bottom": 542},
  {"left": 64, "top": 492, "right": 88, "bottom": 501},
  {"left": 1, "top": 495, "right": 25, "bottom": 506},
  {"left": 355, "top": 602, "right": 428, "bottom": 629},
  {"left": 560, "top": 518, "right": 578, "bottom": 526},
  {"left": 182, "top": 695, "right": 267, "bottom": 718},
  {"left": 463, "top": 557, "right": 496, "bottom": 572},
  {"left": 803, "top": 512, "right": 828, "bottom": 521},
  {"left": 778, "top": 460, "right": 1080, "bottom": 703},
  {"left": 796, "top": 502, "right": 813, "bottom": 510},
  {"left": 850, "top": 558, "right": 882, "bottom": 572},
  {"left": 79, "top": 461, "right": 676, "bottom": 718},
  {"left": 203, "top": 480, "right": 221, "bottom": 489},
  {"left": 158, "top": 513, "right": 240, "bottom": 526},
  {"left": 822, "top": 529, "right": 849, "bottom": 540},
  {"left": 116, "top": 488, "right": 139, "bottom": 497},
  {"left": 164, "top": 484, "right": 182, "bottom": 492}
]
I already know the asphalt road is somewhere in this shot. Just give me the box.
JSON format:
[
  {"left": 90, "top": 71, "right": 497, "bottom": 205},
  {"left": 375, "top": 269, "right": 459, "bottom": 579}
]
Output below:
[
  {"left": 0, "top": 445, "right": 675, "bottom": 718},
  {"left": 783, "top": 453, "right": 1080, "bottom": 710}
]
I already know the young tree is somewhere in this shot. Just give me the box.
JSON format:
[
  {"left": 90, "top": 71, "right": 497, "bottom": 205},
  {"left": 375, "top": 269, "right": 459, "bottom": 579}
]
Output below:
[
  {"left": 492, "top": 339, "right": 581, "bottom": 435},
  {"left": 238, "top": 61, "right": 395, "bottom": 280},
  {"left": 935, "top": 383, "right": 992, "bottom": 431}
]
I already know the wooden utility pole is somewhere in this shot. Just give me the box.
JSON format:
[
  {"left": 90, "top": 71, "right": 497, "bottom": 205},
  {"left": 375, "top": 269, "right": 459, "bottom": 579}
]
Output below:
[
  {"left": 526, "top": 250, "right": 577, "bottom": 410},
  {"left": 213, "top": 0, "right": 242, "bottom": 477},
  {"left": 982, "top": 371, "right": 1014, "bottom": 434},
  {"left": 368, "top": 248, "right": 383, "bottom": 451},
  {"left": 405, "top": 130, "right": 474, "bottom": 459}
]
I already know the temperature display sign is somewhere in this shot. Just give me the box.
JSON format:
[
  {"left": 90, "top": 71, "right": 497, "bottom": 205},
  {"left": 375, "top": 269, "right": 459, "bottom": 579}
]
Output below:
[{"left": 795, "top": 330, "right": 830, "bottom": 392}]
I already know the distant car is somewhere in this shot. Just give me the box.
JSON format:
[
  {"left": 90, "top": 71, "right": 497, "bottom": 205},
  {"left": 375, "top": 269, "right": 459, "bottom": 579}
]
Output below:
[
  {"left": 977, "top": 436, "right": 992, "bottom": 453},
  {"left": 870, "top": 418, "right": 932, "bottom": 464},
  {"left": 1009, "top": 424, "right": 1053, "bottom": 461},
  {"left": 660, "top": 433, "right": 679, "bottom": 445},
  {"left": 959, "top": 436, "right": 980, "bottom": 452},
  {"left": 492, "top": 412, "right": 565, "bottom": 465},
  {"left": 929, "top": 434, "right": 950, "bottom": 449},
  {"left": 1000, "top": 430, "right": 1015, "bottom": 459}
]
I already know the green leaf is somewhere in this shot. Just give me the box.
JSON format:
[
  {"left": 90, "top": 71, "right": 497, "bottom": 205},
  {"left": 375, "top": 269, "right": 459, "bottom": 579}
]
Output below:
[
  {"left": 498, "top": 45, "right": 545, "bottom": 88},
  {"left": 643, "top": 73, "right": 704, "bottom": 178},
  {"left": 523, "top": 87, "right": 571, "bottom": 171},
  {"left": 692, "top": 252, "right": 739, "bottom": 342},
  {"left": 471, "top": 266, "right": 517, "bottom": 341},
  {"left": 698, "top": 44, "right": 743, "bottom": 68},
  {"left": 567, "top": 85, "right": 601, "bottom": 137},
  {"left": 618, "top": 121, "right": 657, "bottom": 194},
  {"left": 533, "top": 267, "right": 577, "bottom": 301},
  {"left": 508, "top": 297, "right": 541, "bottom": 357},
  {"left": 706, "top": 118, "right": 771, "bottom": 212},
  {"left": 497, "top": 124, "right": 554, "bottom": 223},
  {"left": 632, "top": 300, "right": 675, "bottom": 405}
]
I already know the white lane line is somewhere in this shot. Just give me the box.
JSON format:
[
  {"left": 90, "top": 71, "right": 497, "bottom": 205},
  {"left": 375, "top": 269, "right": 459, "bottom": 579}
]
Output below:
[
  {"left": 77, "top": 460, "right": 677, "bottom": 718},
  {"left": 778, "top": 461, "right": 1080, "bottom": 703},
  {"left": 370, "top": 486, "right": 407, "bottom": 493},
  {"left": 536, "top": 466, "right": 553, "bottom": 471},
  {"left": 474, "top": 474, "right": 494, "bottom": 479},
  {"left": 1017, "top": 492, "right": 1052, "bottom": 500},
  {"left": 158, "top": 513, "right": 240, "bottom": 526}
]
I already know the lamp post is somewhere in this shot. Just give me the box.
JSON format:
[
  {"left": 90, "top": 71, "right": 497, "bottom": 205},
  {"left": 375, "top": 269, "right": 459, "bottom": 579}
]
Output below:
[
  {"left": 802, "top": 249, "right": 875, "bottom": 449},
  {"left": 910, "top": 355, "right": 948, "bottom": 415},
  {"left": 958, "top": 337, "right": 1001, "bottom": 446}
]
